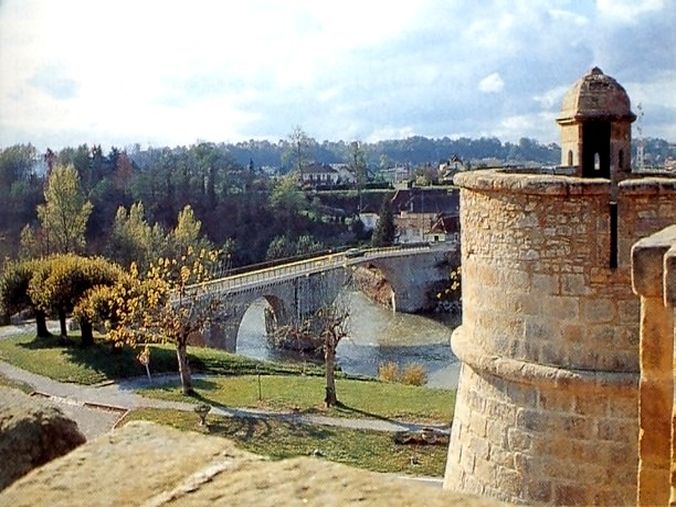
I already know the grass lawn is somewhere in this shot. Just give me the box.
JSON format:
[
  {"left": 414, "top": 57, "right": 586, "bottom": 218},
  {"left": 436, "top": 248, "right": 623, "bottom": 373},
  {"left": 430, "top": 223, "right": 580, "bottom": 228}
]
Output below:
[
  {"left": 120, "top": 408, "right": 448, "bottom": 477},
  {"left": 140, "top": 375, "right": 454, "bottom": 424},
  {"left": 0, "top": 333, "right": 323, "bottom": 385},
  {"left": 0, "top": 332, "right": 455, "bottom": 425}
]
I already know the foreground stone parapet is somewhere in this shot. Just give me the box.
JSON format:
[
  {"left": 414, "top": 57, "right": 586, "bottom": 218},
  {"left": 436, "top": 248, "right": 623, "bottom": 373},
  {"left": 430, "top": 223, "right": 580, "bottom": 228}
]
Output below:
[
  {"left": 445, "top": 168, "right": 676, "bottom": 505},
  {"left": 0, "top": 387, "right": 85, "bottom": 491},
  {"left": 0, "top": 421, "right": 499, "bottom": 507},
  {"left": 631, "top": 225, "right": 676, "bottom": 506}
]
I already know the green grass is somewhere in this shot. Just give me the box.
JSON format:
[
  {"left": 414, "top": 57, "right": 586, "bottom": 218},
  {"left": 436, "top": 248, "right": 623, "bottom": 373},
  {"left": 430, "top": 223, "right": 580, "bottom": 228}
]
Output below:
[
  {"left": 140, "top": 375, "right": 454, "bottom": 424},
  {"left": 0, "top": 333, "right": 323, "bottom": 385},
  {"left": 121, "top": 408, "right": 448, "bottom": 477}
]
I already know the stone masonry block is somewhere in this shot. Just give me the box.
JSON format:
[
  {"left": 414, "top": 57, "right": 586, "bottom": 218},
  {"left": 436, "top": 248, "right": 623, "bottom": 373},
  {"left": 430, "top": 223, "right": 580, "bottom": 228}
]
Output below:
[
  {"left": 507, "top": 428, "right": 532, "bottom": 453},
  {"left": 597, "top": 418, "right": 636, "bottom": 442},
  {"left": 532, "top": 273, "right": 558, "bottom": 294},
  {"left": 527, "top": 479, "right": 552, "bottom": 504},
  {"left": 488, "top": 444, "right": 515, "bottom": 469},
  {"left": 554, "top": 483, "right": 590, "bottom": 505},
  {"left": 542, "top": 296, "right": 580, "bottom": 320},
  {"left": 581, "top": 298, "right": 617, "bottom": 323},
  {"left": 469, "top": 435, "right": 490, "bottom": 461},
  {"left": 486, "top": 419, "right": 507, "bottom": 447},
  {"left": 494, "top": 466, "right": 522, "bottom": 498},
  {"left": 560, "top": 273, "right": 589, "bottom": 296},
  {"left": 539, "top": 390, "right": 573, "bottom": 413},
  {"left": 523, "top": 317, "right": 559, "bottom": 342},
  {"left": 574, "top": 395, "right": 608, "bottom": 417}
]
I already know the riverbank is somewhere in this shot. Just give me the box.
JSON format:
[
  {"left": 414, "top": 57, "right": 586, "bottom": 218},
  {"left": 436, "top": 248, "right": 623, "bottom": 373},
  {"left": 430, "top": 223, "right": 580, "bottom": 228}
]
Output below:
[
  {"left": 238, "top": 291, "right": 462, "bottom": 389},
  {"left": 0, "top": 332, "right": 454, "bottom": 425}
]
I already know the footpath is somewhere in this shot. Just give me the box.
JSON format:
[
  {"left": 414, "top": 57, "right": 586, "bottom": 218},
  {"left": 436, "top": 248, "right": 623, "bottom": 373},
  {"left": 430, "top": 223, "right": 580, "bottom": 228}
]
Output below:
[{"left": 0, "top": 358, "right": 449, "bottom": 439}]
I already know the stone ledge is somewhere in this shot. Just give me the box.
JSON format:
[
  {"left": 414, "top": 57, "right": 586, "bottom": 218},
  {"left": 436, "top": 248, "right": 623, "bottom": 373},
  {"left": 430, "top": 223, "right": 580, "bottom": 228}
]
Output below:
[
  {"left": 1, "top": 421, "right": 500, "bottom": 507},
  {"left": 454, "top": 169, "right": 676, "bottom": 197},
  {"left": 631, "top": 225, "right": 676, "bottom": 299},
  {"left": 451, "top": 326, "right": 638, "bottom": 393},
  {"left": 618, "top": 177, "right": 676, "bottom": 195},
  {"left": 453, "top": 169, "right": 610, "bottom": 196}
]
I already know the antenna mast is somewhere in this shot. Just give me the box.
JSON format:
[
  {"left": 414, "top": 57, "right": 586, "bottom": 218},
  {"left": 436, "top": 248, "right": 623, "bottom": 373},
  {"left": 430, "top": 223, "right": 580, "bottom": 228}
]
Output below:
[{"left": 636, "top": 103, "right": 645, "bottom": 171}]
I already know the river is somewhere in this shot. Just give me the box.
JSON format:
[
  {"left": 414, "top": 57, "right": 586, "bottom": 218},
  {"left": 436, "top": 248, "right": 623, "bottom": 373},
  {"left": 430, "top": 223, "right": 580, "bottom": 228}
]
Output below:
[{"left": 236, "top": 292, "right": 462, "bottom": 390}]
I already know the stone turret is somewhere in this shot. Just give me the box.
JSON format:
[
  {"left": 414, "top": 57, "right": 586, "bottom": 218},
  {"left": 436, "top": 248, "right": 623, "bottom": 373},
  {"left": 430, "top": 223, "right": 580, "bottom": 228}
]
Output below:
[
  {"left": 556, "top": 66, "right": 635, "bottom": 178},
  {"left": 443, "top": 69, "right": 676, "bottom": 505}
]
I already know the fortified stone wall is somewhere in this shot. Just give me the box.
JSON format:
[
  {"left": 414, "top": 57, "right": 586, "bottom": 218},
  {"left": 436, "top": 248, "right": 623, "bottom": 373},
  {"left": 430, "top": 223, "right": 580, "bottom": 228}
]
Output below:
[{"left": 444, "top": 169, "right": 676, "bottom": 505}]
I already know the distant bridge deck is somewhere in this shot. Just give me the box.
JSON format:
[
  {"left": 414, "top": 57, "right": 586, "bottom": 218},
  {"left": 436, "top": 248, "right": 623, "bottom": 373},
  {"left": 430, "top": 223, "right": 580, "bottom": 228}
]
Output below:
[{"left": 202, "top": 243, "right": 455, "bottom": 295}]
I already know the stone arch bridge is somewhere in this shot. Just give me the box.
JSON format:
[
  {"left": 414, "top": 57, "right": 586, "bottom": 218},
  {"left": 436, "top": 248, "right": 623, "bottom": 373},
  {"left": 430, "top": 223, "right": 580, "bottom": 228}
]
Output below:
[{"left": 197, "top": 243, "right": 457, "bottom": 352}]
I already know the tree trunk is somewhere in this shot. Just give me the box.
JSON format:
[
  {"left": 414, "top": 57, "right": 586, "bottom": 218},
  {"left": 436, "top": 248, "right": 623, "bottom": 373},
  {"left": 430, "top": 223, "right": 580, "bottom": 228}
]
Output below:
[
  {"left": 1, "top": 312, "right": 10, "bottom": 325},
  {"left": 36, "top": 310, "right": 50, "bottom": 338},
  {"left": 176, "top": 342, "right": 194, "bottom": 395},
  {"left": 58, "top": 310, "right": 67, "bottom": 337},
  {"left": 80, "top": 319, "right": 93, "bottom": 346},
  {"left": 324, "top": 341, "right": 337, "bottom": 407}
]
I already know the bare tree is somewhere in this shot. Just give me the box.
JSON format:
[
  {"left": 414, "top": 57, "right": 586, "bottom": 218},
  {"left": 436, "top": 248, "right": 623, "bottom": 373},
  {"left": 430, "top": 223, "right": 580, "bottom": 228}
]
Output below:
[
  {"left": 315, "top": 303, "right": 349, "bottom": 407},
  {"left": 270, "top": 299, "right": 350, "bottom": 407}
]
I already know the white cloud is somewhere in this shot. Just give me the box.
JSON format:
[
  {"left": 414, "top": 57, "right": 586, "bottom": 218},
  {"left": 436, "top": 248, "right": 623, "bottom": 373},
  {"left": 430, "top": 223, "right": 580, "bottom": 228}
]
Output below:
[
  {"left": 596, "top": 0, "right": 664, "bottom": 23},
  {"left": 0, "top": 0, "right": 673, "bottom": 148},
  {"left": 478, "top": 73, "right": 505, "bottom": 94},
  {"left": 534, "top": 86, "right": 569, "bottom": 110}
]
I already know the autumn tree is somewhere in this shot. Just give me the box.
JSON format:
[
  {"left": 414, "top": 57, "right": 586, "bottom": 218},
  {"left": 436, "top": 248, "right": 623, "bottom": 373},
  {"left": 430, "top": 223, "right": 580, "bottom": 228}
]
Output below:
[
  {"left": 0, "top": 259, "right": 50, "bottom": 336},
  {"left": 107, "top": 202, "right": 165, "bottom": 272},
  {"left": 37, "top": 164, "right": 93, "bottom": 254},
  {"left": 28, "top": 255, "right": 123, "bottom": 344},
  {"left": 105, "top": 248, "right": 223, "bottom": 394},
  {"left": 170, "top": 205, "right": 212, "bottom": 258}
]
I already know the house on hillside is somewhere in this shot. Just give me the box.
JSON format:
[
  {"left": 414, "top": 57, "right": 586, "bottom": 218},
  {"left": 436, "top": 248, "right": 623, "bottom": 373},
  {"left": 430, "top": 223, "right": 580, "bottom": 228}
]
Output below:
[
  {"left": 329, "top": 163, "right": 356, "bottom": 184},
  {"left": 300, "top": 162, "right": 358, "bottom": 188},
  {"left": 378, "top": 166, "right": 410, "bottom": 184},
  {"left": 300, "top": 162, "right": 340, "bottom": 187},
  {"left": 390, "top": 187, "right": 459, "bottom": 244},
  {"left": 438, "top": 155, "right": 466, "bottom": 184}
]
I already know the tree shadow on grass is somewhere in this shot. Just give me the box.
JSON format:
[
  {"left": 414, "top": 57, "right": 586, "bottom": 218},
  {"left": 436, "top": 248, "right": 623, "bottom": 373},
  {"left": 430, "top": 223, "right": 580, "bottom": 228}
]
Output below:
[
  {"left": 332, "top": 400, "right": 409, "bottom": 425},
  {"left": 16, "top": 335, "right": 182, "bottom": 383},
  {"left": 207, "top": 415, "right": 331, "bottom": 443}
]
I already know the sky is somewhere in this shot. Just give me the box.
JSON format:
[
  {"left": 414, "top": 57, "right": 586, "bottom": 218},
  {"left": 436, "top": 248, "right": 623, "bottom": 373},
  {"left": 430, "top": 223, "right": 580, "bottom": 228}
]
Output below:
[{"left": 0, "top": 0, "right": 674, "bottom": 150}]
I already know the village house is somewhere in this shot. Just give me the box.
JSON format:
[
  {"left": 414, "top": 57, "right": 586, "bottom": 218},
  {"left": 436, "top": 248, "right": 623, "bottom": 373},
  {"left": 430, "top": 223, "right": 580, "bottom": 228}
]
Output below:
[
  {"left": 300, "top": 162, "right": 356, "bottom": 188},
  {"left": 390, "top": 186, "right": 459, "bottom": 244}
]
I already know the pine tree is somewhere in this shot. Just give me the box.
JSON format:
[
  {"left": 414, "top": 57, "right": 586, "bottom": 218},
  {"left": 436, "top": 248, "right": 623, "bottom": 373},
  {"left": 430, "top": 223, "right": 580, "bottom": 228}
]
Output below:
[{"left": 371, "top": 197, "right": 396, "bottom": 247}]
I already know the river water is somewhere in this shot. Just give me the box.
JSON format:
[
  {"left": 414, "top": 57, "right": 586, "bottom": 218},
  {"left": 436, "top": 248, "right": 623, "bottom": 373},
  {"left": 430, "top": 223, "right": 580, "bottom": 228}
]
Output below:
[{"left": 236, "top": 292, "right": 462, "bottom": 390}]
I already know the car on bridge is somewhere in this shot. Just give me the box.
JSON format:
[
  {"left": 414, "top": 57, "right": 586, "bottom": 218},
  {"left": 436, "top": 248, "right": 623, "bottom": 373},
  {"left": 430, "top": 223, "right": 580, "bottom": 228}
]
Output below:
[{"left": 344, "top": 248, "right": 364, "bottom": 258}]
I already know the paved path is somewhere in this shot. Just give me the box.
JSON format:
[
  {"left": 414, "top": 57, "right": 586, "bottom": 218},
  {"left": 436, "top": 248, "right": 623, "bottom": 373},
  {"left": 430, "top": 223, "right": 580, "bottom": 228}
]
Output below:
[{"left": 0, "top": 359, "right": 449, "bottom": 440}]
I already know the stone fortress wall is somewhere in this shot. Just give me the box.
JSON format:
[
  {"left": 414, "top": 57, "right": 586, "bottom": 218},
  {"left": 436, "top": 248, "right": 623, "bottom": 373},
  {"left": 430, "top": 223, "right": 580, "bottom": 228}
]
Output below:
[
  {"left": 443, "top": 67, "right": 676, "bottom": 505},
  {"left": 444, "top": 170, "right": 676, "bottom": 504}
]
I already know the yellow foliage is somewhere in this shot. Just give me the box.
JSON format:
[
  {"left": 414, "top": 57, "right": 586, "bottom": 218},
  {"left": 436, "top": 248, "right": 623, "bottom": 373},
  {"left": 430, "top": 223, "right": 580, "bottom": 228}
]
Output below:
[
  {"left": 401, "top": 363, "right": 427, "bottom": 386},
  {"left": 377, "top": 362, "right": 399, "bottom": 383}
]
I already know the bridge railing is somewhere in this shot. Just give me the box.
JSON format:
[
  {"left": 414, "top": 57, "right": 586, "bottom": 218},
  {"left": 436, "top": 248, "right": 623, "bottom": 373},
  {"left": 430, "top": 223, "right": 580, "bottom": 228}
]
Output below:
[{"left": 199, "top": 242, "right": 447, "bottom": 293}]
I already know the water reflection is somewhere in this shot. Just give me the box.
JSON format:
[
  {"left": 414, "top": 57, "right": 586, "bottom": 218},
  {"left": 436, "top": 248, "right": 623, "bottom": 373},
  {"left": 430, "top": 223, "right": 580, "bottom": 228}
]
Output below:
[{"left": 237, "top": 292, "right": 461, "bottom": 389}]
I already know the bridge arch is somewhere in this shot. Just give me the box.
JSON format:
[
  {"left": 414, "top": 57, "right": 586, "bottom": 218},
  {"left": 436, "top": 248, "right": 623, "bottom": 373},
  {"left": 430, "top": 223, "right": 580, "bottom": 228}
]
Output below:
[
  {"left": 237, "top": 294, "right": 289, "bottom": 350},
  {"left": 198, "top": 245, "right": 456, "bottom": 353}
]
